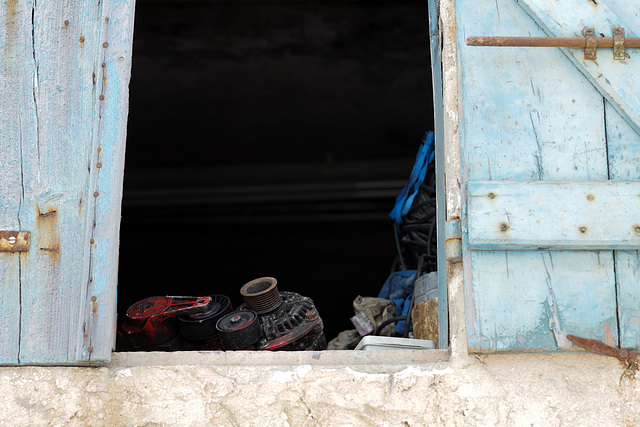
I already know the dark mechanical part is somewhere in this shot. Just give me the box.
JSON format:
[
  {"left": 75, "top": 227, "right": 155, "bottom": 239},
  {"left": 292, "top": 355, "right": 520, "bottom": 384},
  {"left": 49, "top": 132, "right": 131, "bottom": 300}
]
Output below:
[
  {"left": 240, "top": 277, "right": 282, "bottom": 314},
  {"left": 178, "top": 294, "right": 232, "bottom": 341},
  {"left": 120, "top": 296, "right": 211, "bottom": 350},
  {"left": 216, "top": 310, "right": 263, "bottom": 350},
  {"left": 237, "top": 286, "right": 326, "bottom": 351},
  {"left": 393, "top": 138, "right": 437, "bottom": 274}
]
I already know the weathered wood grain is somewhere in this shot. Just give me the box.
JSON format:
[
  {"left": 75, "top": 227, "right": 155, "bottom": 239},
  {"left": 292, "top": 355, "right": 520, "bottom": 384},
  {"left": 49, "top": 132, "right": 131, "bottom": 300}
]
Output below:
[
  {"left": 602, "top": 0, "right": 640, "bottom": 350},
  {"left": 0, "top": 0, "right": 40, "bottom": 365},
  {"left": 467, "top": 251, "right": 616, "bottom": 351},
  {"left": 0, "top": 1, "right": 134, "bottom": 365},
  {"left": 458, "top": 0, "right": 618, "bottom": 351},
  {"left": 517, "top": 0, "right": 640, "bottom": 135},
  {"left": 468, "top": 181, "right": 640, "bottom": 250}
]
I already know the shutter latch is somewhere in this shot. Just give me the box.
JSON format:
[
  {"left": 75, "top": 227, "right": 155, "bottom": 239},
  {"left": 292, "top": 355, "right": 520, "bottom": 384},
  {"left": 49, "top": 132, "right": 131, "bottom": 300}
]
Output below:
[
  {"left": 0, "top": 231, "right": 30, "bottom": 252},
  {"left": 467, "top": 27, "right": 633, "bottom": 61}
]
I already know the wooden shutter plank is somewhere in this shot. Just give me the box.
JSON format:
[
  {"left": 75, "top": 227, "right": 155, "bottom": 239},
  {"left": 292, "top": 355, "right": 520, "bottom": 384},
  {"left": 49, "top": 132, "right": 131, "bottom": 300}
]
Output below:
[
  {"left": 74, "top": 0, "right": 136, "bottom": 362},
  {"left": 602, "top": 0, "right": 640, "bottom": 350},
  {"left": 16, "top": 1, "right": 107, "bottom": 365},
  {"left": 458, "top": 1, "right": 609, "bottom": 183},
  {"left": 0, "top": 0, "right": 40, "bottom": 364},
  {"left": 468, "top": 181, "right": 640, "bottom": 250},
  {"left": 457, "top": 0, "right": 618, "bottom": 351},
  {"left": 517, "top": 0, "right": 640, "bottom": 136},
  {"left": 0, "top": 0, "right": 135, "bottom": 365},
  {"left": 467, "top": 251, "right": 617, "bottom": 351}
]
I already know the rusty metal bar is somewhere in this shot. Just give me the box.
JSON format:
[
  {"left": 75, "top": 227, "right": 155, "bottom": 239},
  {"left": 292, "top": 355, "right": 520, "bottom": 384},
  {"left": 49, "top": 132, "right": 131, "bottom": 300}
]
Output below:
[{"left": 466, "top": 36, "right": 640, "bottom": 48}]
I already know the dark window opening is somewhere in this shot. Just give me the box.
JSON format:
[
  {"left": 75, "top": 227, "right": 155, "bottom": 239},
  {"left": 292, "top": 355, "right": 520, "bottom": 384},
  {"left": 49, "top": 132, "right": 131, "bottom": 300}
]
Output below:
[{"left": 117, "top": 0, "right": 435, "bottom": 350}]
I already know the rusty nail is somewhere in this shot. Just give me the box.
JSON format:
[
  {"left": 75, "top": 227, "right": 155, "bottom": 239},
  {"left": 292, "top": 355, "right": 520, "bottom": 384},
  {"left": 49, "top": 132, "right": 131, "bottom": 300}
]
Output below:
[
  {"left": 105, "top": 17, "right": 110, "bottom": 23},
  {"left": 96, "top": 162, "right": 102, "bottom": 169},
  {"left": 101, "top": 62, "right": 106, "bottom": 68},
  {"left": 91, "top": 296, "right": 97, "bottom": 302},
  {"left": 79, "top": 35, "right": 85, "bottom": 43},
  {"left": 99, "top": 95, "right": 105, "bottom": 101},
  {"left": 97, "top": 147, "right": 102, "bottom": 153},
  {"left": 634, "top": 226, "right": 640, "bottom": 234},
  {"left": 488, "top": 192, "right": 496, "bottom": 199},
  {"left": 90, "top": 238, "right": 95, "bottom": 244},
  {"left": 103, "top": 42, "right": 109, "bottom": 48},
  {"left": 579, "top": 226, "right": 588, "bottom": 234},
  {"left": 89, "top": 277, "right": 93, "bottom": 283},
  {"left": 586, "top": 194, "right": 595, "bottom": 201},
  {"left": 499, "top": 223, "right": 509, "bottom": 232},
  {"left": 305, "top": 311, "right": 317, "bottom": 322},
  {"left": 88, "top": 346, "right": 94, "bottom": 353},
  {"left": 64, "top": 20, "right": 70, "bottom": 27},
  {"left": 94, "top": 191, "right": 99, "bottom": 198}
]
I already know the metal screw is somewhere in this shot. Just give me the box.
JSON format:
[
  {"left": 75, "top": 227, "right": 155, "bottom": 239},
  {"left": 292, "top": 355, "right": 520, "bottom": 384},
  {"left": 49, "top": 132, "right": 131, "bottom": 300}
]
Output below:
[
  {"left": 586, "top": 194, "right": 595, "bottom": 201},
  {"left": 230, "top": 315, "right": 242, "bottom": 324},
  {"left": 499, "top": 223, "right": 509, "bottom": 232},
  {"left": 579, "top": 226, "right": 587, "bottom": 234},
  {"left": 633, "top": 226, "right": 640, "bottom": 234},
  {"left": 7, "top": 236, "right": 16, "bottom": 245},
  {"left": 488, "top": 192, "right": 496, "bottom": 199}
]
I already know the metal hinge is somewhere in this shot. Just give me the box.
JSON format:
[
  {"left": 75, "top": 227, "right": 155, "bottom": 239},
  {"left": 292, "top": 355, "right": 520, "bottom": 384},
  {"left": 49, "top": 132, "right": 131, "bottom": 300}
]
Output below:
[
  {"left": 445, "top": 218, "right": 461, "bottom": 263},
  {"left": 467, "top": 27, "right": 633, "bottom": 61},
  {"left": 0, "top": 231, "right": 31, "bottom": 252}
]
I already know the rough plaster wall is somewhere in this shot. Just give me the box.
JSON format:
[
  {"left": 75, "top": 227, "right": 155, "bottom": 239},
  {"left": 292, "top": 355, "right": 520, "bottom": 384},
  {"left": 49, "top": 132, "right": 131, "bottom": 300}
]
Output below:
[
  {"left": 1, "top": 1, "right": 638, "bottom": 426},
  {"left": 1, "top": 354, "right": 640, "bottom": 426}
]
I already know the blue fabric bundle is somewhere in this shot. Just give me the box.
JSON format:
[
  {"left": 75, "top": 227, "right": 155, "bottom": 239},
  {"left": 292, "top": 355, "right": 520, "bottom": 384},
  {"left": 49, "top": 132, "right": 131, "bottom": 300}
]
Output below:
[
  {"left": 377, "top": 270, "right": 416, "bottom": 334},
  {"left": 389, "top": 131, "right": 435, "bottom": 225}
]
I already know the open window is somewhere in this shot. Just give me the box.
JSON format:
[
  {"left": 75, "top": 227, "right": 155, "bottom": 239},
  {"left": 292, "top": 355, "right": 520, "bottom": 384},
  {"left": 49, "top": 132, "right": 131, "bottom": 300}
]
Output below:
[{"left": 117, "top": 0, "right": 446, "bottom": 352}]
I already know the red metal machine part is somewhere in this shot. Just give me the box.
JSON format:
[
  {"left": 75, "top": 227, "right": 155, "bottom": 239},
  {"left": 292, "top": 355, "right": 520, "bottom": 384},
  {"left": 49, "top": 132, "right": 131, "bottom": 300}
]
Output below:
[{"left": 120, "top": 296, "right": 211, "bottom": 349}]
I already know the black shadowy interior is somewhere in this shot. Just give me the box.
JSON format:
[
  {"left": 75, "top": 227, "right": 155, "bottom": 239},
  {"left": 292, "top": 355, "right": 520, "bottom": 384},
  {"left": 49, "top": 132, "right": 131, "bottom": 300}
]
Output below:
[{"left": 117, "top": 0, "right": 434, "bottom": 346}]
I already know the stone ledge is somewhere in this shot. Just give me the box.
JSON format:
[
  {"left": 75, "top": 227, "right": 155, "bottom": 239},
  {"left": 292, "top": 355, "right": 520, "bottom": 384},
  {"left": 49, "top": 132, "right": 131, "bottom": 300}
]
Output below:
[{"left": 108, "top": 349, "right": 451, "bottom": 368}]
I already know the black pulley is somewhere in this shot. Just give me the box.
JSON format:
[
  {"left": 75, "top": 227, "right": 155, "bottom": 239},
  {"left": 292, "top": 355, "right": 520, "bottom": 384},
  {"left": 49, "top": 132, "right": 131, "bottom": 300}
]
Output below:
[
  {"left": 216, "top": 310, "right": 262, "bottom": 350},
  {"left": 178, "top": 295, "right": 232, "bottom": 341}
]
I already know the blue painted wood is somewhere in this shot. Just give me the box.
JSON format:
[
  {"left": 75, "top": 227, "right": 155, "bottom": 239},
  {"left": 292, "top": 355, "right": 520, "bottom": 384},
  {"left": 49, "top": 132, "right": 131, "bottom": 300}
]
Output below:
[
  {"left": 466, "top": 251, "right": 617, "bottom": 350},
  {"left": 517, "top": 0, "right": 640, "bottom": 135},
  {"left": 0, "top": 1, "right": 135, "bottom": 365},
  {"left": 429, "top": 0, "right": 448, "bottom": 349},
  {"left": 0, "top": 0, "right": 32, "bottom": 364},
  {"left": 468, "top": 181, "right": 640, "bottom": 250},
  {"left": 457, "top": 0, "right": 620, "bottom": 351},
  {"left": 602, "top": 0, "right": 640, "bottom": 350}
]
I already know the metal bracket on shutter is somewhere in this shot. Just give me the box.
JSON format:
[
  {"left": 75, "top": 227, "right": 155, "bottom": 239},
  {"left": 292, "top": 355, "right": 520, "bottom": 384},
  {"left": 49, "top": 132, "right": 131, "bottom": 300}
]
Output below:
[
  {"left": 613, "top": 27, "right": 626, "bottom": 60},
  {"left": 582, "top": 28, "right": 597, "bottom": 61},
  {"left": 0, "top": 231, "right": 30, "bottom": 252},
  {"left": 466, "top": 28, "right": 636, "bottom": 61},
  {"left": 445, "top": 218, "right": 462, "bottom": 263}
]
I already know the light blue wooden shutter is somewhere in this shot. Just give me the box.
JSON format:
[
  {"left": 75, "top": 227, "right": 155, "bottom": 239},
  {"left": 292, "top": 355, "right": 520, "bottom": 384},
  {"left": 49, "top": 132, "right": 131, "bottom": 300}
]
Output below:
[
  {"left": 457, "top": 0, "right": 640, "bottom": 351},
  {"left": 0, "top": 0, "right": 135, "bottom": 365}
]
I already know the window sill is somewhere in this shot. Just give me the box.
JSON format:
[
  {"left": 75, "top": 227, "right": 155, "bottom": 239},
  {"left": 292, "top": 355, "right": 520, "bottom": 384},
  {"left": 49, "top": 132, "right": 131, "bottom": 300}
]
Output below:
[{"left": 109, "top": 349, "right": 450, "bottom": 369}]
